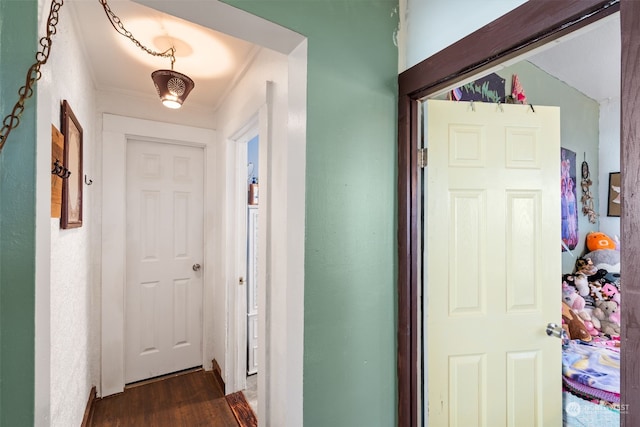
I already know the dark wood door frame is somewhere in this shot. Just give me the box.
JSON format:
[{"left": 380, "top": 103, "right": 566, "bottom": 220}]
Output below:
[{"left": 396, "top": 1, "right": 639, "bottom": 426}]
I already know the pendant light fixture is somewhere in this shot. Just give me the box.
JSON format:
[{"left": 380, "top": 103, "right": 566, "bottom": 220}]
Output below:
[
  {"left": 151, "top": 49, "right": 195, "bottom": 109},
  {"left": 100, "top": 0, "right": 195, "bottom": 109}
]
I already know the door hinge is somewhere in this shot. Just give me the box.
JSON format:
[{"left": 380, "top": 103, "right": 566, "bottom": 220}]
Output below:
[{"left": 418, "top": 148, "right": 428, "bottom": 168}]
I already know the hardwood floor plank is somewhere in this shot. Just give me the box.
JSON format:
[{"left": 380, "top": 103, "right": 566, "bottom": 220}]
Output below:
[
  {"left": 225, "top": 391, "right": 258, "bottom": 427},
  {"left": 82, "top": 386, "right": 97, "bottom": 427},
  {"left": 91, "top": 370, "right": 239, "bottom": 427}
]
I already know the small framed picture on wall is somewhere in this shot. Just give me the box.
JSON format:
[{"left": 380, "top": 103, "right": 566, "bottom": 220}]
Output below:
[
  {"left": 61, "top": 100, "right": 83, "bottom": 229},
  {"left": 607, "top": 172, "right": 621, "bottom": 217}
]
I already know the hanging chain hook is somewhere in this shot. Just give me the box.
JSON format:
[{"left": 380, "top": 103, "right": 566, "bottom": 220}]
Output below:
[
  {"left": 99, "top": 0, "right": 177, "bottom": 67},
  {"left": 0, "top": 0, "right": 179, "bottom": 154},
  {"left": 0, "top": 0, "right": 64, "bottom": 152}
]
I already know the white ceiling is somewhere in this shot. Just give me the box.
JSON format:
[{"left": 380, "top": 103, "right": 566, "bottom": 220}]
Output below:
[
  {"left": 527, "top": 13, "right": 620, "bottom": 103},
  {"left": 68, "top": 0, "right": 260, "bottom": 111}
]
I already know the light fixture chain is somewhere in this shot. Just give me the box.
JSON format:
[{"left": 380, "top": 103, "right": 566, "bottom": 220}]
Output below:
[
  {"left": 0, "top": 0, "right": 63, "bottom": 153},
  {"left": 99, "top": 0, "right": 176, "bottom": 64}
]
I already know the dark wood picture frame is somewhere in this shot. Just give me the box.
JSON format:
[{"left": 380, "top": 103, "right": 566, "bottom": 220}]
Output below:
[
  {"left": 608, "top": 172, "right": 621, "bottom": 217},
  {"left": 61, "top": 100, "right": 83, "bottom": 229},
  {"left": 397, "top": 1, "right": 639, "bottom": 426}
]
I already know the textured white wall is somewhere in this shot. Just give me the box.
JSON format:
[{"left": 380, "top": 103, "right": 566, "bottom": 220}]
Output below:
[
  {"left": 37, "top": 1, "right": 99, "bottom": 425},
  {"left": 598, "top": 98, "right": 621, "bottom": 239}
]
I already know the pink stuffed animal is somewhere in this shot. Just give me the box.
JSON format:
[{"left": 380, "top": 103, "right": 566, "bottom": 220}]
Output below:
[
  {"left": 563, "top": 282, "right": 586, "bottom": 311},
  {"left": 602, "top": 283, "right": 620, "bottom": 304}
]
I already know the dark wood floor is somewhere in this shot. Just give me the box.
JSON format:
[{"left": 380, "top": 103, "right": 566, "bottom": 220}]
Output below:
[{"left": 89, "top": 370, "right": 240, "bottom": 427}]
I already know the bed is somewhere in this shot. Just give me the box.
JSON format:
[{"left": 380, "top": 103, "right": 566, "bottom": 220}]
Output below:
[
  {"left": 562, "top": 340, "right": 620, "bottom": 426},
  {"left": 561, "top": 247, "right": 621, "bottom": 426}
]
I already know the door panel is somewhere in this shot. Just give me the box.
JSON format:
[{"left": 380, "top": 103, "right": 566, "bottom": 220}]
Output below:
[
  {"left": 426, "top": 100, "right": 561, "bottom": 426},
  {"left": 126, "top": 139, "right": 204, "bottom": 384}
]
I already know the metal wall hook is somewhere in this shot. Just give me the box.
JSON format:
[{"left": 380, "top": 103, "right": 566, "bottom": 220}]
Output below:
[
  {"left": 84, "top": 175, "right": 93, "bottom": 185},
  {"left": 51, "top": 159, "right": 71, "bottom": 179}
]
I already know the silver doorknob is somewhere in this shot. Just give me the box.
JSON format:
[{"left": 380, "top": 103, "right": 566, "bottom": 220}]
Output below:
[
  {"left": 546, "top": 322, "right": 564, "bottom": 339},
  {"left": 192, "top": 263, "right": 201, "bottom": 271}
]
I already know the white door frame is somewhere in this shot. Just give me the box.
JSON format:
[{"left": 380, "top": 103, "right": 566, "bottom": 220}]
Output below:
[
  {"left": 228, "top": 115, "right": 259, "bottom": 393},
  {"left": 101, "top": 114, "right": 216, "bottom": 396}
]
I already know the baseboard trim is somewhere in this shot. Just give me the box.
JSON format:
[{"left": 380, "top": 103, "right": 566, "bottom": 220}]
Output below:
[
  {"left": 212, "top": 358, "right": 225, "bottom": 394},
  {"left": 226, "top": 391, "right": 258, "bottom": 427},
  {"left": 81, "top": 386, "right": 97, "bottom": 427}
]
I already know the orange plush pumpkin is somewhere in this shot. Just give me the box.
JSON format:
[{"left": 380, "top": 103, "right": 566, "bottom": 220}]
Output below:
[{"left": 586, "top": 231, "right": 616, "bottom": 251}]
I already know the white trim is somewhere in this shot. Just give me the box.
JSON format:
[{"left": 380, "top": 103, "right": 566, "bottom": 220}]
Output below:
[
  {"left": 225, "top": 108, "right": 264, "bottom": 399},
  {"left": 234, "top": 140, "right": 249, "bottom": 393},
  {"left": 257, "top": 96, "right": 272, "bottom": 424},
  {"left": 137, "top": 0, "right": 305, "bottom": 55},
  {"left": 226, "top": 120, "right": 254, "bottom": 393},
  {"left": 279, "top": 40, "right": 307, "bottom": 426},
  {"left": 100, "top": 114, "right": 216, "bottom": 396},
  {"left": 35, "top": 70, "right": 52, "bottom": 427}
]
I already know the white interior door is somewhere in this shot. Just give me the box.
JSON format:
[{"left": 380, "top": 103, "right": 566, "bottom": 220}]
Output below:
[
  {"left": 425, "top": 100, "right": 561, "bottom": 426},
  {"left": 125, "top": 139, "right": 204, "bottom": 384}
]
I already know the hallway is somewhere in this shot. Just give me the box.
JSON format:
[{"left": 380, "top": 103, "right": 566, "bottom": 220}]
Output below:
[{"left": 89, "top": 370, "right": 240, "bottom": 427}]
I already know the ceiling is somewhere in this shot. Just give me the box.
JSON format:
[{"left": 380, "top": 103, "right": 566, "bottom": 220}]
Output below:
[
  {"left": 68, "top": 2, "right": 620, "bottom": 112},
  {"left": 525, "top": 13, "right": 620, "bottom": 103},
  {"left": 68, "top": 0, "right": 260, "bottom": 111}
]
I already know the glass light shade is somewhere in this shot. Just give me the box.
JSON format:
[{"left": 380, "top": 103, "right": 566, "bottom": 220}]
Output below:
[{"left": 151, "top": 69, "right": 195, "bottom": 109}]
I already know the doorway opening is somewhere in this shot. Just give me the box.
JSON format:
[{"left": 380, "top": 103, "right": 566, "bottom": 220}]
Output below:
[
  {"left": 245, "top": 134, "right": 260, "bottom": 414},
  {"left": 419, "top": 14, "right": 621, "bottom": 425},
  {"left": 96, "top": 3, "right": 307, "bottom": 425},
  {"left": 230, "top": 117, "right": 261, "bottom": 416},
  {"left": 397, "top": 1, "right": 639, "bottom": 426}
]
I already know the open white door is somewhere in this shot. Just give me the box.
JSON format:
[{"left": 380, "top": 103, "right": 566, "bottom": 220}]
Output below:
[{"left": 425, "top": 100, "right": 562, "bottom": 426}]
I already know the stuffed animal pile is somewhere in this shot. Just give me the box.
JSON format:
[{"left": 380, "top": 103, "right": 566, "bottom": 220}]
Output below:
[{"left": 561, "top": 231, "right": 621, "bottom": 341}]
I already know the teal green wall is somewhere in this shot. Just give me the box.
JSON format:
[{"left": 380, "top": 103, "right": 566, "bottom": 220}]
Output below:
[
  {"left": 224, "top": 2, "right": 398, "bottom": 426},
  {"left": 496, "top": 61, "right": 600, "bottom": 272},
  {"left": 0, "top": 0, "right": 38, "bottom": 426}
]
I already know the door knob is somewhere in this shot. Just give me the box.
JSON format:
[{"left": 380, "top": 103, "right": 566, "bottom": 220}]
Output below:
[
  {"left": 546, "top": 322, "right": 565, "bottom": 339},
  {"left": 239, "top": 277, "right": 245, "bottom": 285},
  {"left": 192, "top": 263, "right": 201, "bottom": 271}
]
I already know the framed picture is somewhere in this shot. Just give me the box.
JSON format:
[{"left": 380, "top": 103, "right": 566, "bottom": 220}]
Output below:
[
  {"left": 61, "top": 100, "right": 83, "bottom": 229},
  {"left": 608, "top": 172, "right": 621, "bottom": 217}
]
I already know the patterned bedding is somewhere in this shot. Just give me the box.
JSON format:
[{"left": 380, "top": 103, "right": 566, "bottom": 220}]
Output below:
[
  {"left": 562, "top": 340, "right": 620, "bottom": 394},
  {"left": 562, "top": 341, "right": 621, "bottom": 425}
]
